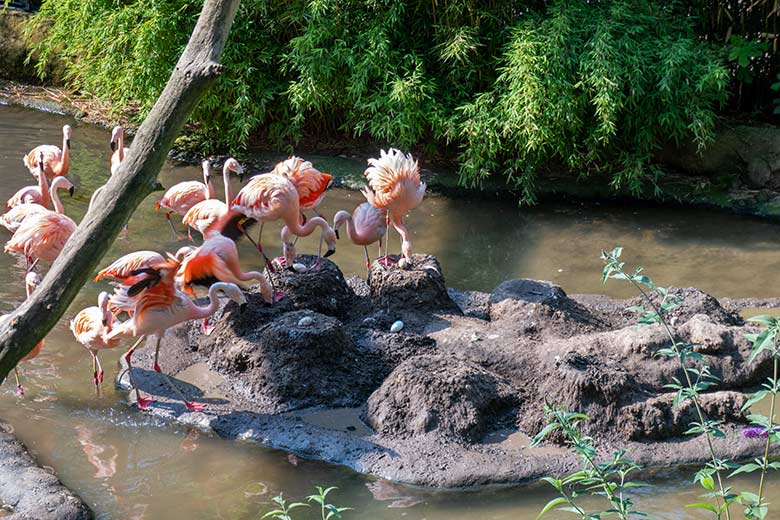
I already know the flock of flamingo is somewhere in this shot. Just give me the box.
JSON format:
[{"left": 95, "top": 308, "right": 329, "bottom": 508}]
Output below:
[{"left": 1, "top": 123, "right": 427, "bottom": 412}]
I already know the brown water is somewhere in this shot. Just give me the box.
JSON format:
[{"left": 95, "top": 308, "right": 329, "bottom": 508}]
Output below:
[{"left": 0, "top": 103, "right": 779, "bottom": 519}]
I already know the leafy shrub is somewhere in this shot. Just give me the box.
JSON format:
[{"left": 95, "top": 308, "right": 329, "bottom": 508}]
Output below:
[{"left": 26, "top": 0, "right": 728, "bottom": 202}]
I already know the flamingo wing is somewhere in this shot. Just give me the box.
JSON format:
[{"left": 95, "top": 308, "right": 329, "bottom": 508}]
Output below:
[
  {"left": 364, "top": 149, "right": 424, "bottom": 213},
  {"left": 5, "top": 212, "right": 76, "bottom": 263},
  {"left": 231, "top": 173, "right": 297, "bottom": 221},
  {"left": 182, "top": 199, "right": 226, "bottom": 237},
  {"left": 23, "top": 145, "right": 62, "bottom": 179},
  {"left": 275, "top": 157, "right": 332, "bottom": 210},
  {"left": 156, "top": 181, "right": 208, "bottom": 215},
  {"left": 0, "top": 203, "right": 47, "bottom": 233},
  {"left": 94, "top": 251, "right": 166, "bottom": 282}
]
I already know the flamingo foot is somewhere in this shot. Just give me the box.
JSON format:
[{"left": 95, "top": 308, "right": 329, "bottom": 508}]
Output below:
[
  {"left": 98, "top": 369, "right": 104, "bottom": 384},
  {"left": 153, "top": 363, "right": 162, "bottom": 373},
  {"left": 185, "top": 401, "right": 205, "bottom": 413},
  {"left": 201, "top": 318, "right": 215, "bottom": 336},
  {"left": 16, "top": 385, "right": 24, "bottom": 397},
  {"left": 273, "top": 257, "right": 286, "bottom": 267},
  {"left": 136, "top": 396, "right": 155, "bottom": 410},
  {"left": 273, "top": 291, "right": 287, "bottom": 303},
  {"left": 93, "top": 375, "right": 100, "bottom": 387},
  {"left": 378, "top": 255, "right": 396, "bottom": 266}
]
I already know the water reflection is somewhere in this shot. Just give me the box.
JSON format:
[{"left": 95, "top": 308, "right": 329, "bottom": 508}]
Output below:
[{"left": 0, "top": 103, "right": 779, "bottom": 519}]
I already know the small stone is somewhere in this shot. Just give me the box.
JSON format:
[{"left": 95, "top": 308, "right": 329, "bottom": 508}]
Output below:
[
  {"left": 398, "top": 257, "right": 411, "bottom": 270},
  {"left": 298, "top": 316, "right": 314, "bottom": 327},
  {"left": 292, "top": 262, "right": 308, "bottom": 273},
  {"left": 390, "top": 320, "right": 404, "bottom": 333}
]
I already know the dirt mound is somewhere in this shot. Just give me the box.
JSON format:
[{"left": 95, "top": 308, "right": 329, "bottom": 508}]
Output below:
[
  {"left": 209, "top": 310, "right": 374, "bottom": 412},
  {"left": 368, "top": 254, "right": 459, "bottom": 313},
  {"left": 267, "top": 254, "right": 354, "bottom": 317},
  {"left": 365, "top": 354, "right": 519, "bottom": 443},
  {"left": 489, "top": 279, "right": 607, "bottom": 337}
]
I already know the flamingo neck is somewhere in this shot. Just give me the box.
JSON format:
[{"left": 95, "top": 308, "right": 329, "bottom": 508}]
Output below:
[
  {"left": 50, "top": 179, "right": 67, "bottom": 214},
  {"left": 204, "top": 169, "right": 215, "bottom": 199},
  {"left": 59, "top": 132, "right": 70, "bottom": 174},
  {"left": 223, "top": 165, "right": 233, "bottom": 205},
  {"left": 190, "top": 284, "right": 224, "bottom": 320},
  {"left": 289, "top": 215, "right": 328, "bottom": 237},
  {"left": 38, "top": 165, "right": 50, "bottom": 208},
  {"left": 118, "top": 132, "right": 125, "bottom": 162},
  {"left": 88, "top": 186, "right": 104, "bottom": 213}
]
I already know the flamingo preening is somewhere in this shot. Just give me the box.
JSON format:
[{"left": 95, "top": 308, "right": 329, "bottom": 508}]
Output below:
[
  {"left": 274, "top": 156, "right": 333, "bottom": 220},
  {"left": 109, "top": 126, "right": 129, "bottom": 176},
  {"left": 70, "top": 292, "right": 120, "bottom": 387},
  {"left": 231, "top": 173, "right": 337, "bottom": 269},
  {"left": 1, "top": 271, "right": 44, "bottom": 395},
  {"left": 106, "top": 256, "right": 246, "bottom": 411},
  {"left": 156, "top": 160, "right": 215, "bottom": 240},
  {"left": 22, "top": 125, "right": 72, "bottom": 180},
  {"left": 2, "top": 175, "right": 74, "bottom": 233},
  {"left": 182, "top": 158, "right": 244, "bottom": 239},
  {"left": 333, "top": 202, "right": 387, "bottom": 272},
  {"left": 362, "top": 148, "right": 425, "bottom": 264}
]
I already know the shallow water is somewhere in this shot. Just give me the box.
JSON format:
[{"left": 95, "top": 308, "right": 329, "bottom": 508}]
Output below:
[{"left": 0, "top": 103, "right": 779, "bottom": 519}]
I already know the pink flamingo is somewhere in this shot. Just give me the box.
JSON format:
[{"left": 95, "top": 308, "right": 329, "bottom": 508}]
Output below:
[
  {"left": 94, "top": 247, "right": 195, "bottom": 284},
  {"left": 0, "top": 271, "right": 44, "bottom": 395},
  {"left": 1, "top": 174, "right": 74, "bottom": 233},
  {"left": 156, "top": 160, "right": 215, "bottom": 240},
  {"left": 109, "top": 126, "right": 129, "bottom": 175},
  {"left": 4, "top": 208, "right": 76, "bottom": 266},
  {"left": 106, "top": 257, "right": 246, "bottom": 411},
  {"left": 274, "top": 156, "right": 333, "bottom": 220},
  {"left": 182, "top": 158, "right": 244, "bottom": 239},
  {"left": 362, "top": 148, "right": 426, "bottom": 264},
  {"left": 231, "top": 173, "right": 337, "bottom": 269},
  {"left": 23, "top": 124, "right": 72, "bottom": 180},
  {"left": 6, "top": 174, "right": 74, "bottom": 213},
  {"left": 333, "top": 202, "right": 387, "bottom": 272},
  {"left": 70, "top": 292, "right": 119, "bottom": 387}
]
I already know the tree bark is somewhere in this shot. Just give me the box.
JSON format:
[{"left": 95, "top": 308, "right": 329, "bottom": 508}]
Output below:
[{"left": 0, "top": 0, "right": 241, "bottom": 383}]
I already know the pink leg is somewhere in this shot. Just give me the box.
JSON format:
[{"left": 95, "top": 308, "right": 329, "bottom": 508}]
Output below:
[
  {"left": 14, "top": 368, "right": 24, "bottom": 397},
  {"left": 154, "top": 336, "right": 204, "bottom": 412},
  {"left": 124, "top": 337, "right": 154, "bottom": 410}
]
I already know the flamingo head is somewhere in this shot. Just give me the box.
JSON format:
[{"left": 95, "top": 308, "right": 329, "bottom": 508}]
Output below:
[
  {"left": 51, "top": 176, "right": 76, "bottom": 197},
  {"left": 332, "top": 211, "right": 351, "bottom": 240},
  {"left": 173, "top": 246, "right": 196, "bottom": 261},
  {"left": 224, "top": 158, "right": 244, "bottom": 182},
  {"left": 323, "top": 225, "right": 337, "bottom": 258},
  {"left": 201, "top": 160, "right": 211, "bottom": 184},
  {"left": 217, "top": 283, "right": 248, "bottom": 312},
  {"left": 110, "top": 126, "right": 123, "bottom": 151},
  {"left": 98, "top": 291, "right": 111, "bottom": 325},
  {"left": 63, "top": 125, "right": 72, "bottom": 146},
  {"left": 25, "top": 271, "right": 42, "bottom": 296}
]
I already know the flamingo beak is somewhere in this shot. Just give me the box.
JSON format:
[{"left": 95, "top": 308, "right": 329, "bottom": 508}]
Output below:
[
  {"left": 110, "top": 141, "right": 116, "bottom": 152},
  {"left": 239, "top": 303, "right": 248, "bottom": 314},
  {"left": 323, "top": 248, "right": 336, "bottom": 258},
  {"left": 68, "top": 186, "right": 75, "bottom": 197},
  {"left": 334, "top": 229, "right": 340, "bottom": 240},
  {"left": 152, "top": 181, "right": 165, "bottom": 192},
  {"left": 238, "top": 172, "right": 245, "bottom": 182},
  {"left": 66, "top": 139, "right": 71, "bottom": 148},
  {"left": 101, "top": 318, "right": 108, "bottom": 326}
]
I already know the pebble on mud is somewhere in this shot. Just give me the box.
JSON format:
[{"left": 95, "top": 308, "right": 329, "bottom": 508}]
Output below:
[{"left": 390, "top": 320, "right": 404, "bottom": 333}]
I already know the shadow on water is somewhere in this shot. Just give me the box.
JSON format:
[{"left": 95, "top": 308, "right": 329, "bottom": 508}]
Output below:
[{"left": 0, "top": 103, "right": 779, "bottom": 518}]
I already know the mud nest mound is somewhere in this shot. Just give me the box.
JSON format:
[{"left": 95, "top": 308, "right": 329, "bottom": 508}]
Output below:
[
  {"left": 367, "top": 254, "right": 459, "bottom": 313},
  {"left": 210, "top": 310, "right": 375, "bottom": 412},
  {"left": 267, "top": 254, "right": 354, "bottom": 317},
  {"left": 365, "top": 354, "right": 519, "bottom": 443}
]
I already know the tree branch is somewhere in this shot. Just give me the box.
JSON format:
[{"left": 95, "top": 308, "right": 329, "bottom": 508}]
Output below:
[{"left": 0, "top": 0, "right": 241, "bottom": 382}]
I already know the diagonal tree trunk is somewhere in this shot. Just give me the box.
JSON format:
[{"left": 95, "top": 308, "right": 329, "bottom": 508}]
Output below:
[{"left": 0, "top": 0, "right": 241, "bottom": 383}]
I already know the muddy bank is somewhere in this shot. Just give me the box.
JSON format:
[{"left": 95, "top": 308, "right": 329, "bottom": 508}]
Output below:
[
  {"left": 113, "top": 254, "right": 777, "bottom": 488},
  {"left": 0, "top": 420, "right": 92, "bottom": 519}
]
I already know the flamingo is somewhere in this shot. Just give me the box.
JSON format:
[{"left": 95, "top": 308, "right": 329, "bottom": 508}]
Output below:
[
  {"left": 1, "top": 271, "right": 44, "bottom": 395},
  {"left": 106, "top": 256, "right": 247, "bottom": 411},
  {"left": 333, "top": 202, "right": 387, "bottom": 272},
  {"left": 361, "top": 149, "right": 426, "bottom": 264},
  {"left": 1, "top": 174, "right": 74, "bottom": 233},
  {"left": 181, "top": 158, "right": 244, "bottom": 239},
  {"left": 4, "top": 209, "right": 76, "bottom": 266},
  {"left": 231, "top": 173, "right": 337, "bottom": 269},
  {"left": 6, "top": 173, "right": 74, "bottom": 213},
  {"left": 70, "top": 292, "right": 120, "bottom": 387},
  {"left": 94, "top": 247, "right": 195, "bottom": 284},
  {"left": 109, "top": 126, "right": 129, "bottom": 175},
  {"left": 22, "top": 124, "right": 72, "bottom": 180},
  {"left": 156, "top": 160, "right": 215, "bottom": 240},
  {"left": 177, "top": 232, "right": 274, "bottom": 314},
  {"left": 274, "top": 156, "right": 333, "bottom": 220}
]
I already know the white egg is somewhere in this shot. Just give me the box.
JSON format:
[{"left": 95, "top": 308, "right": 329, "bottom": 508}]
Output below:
[
  {"left": 292, "top": 263, "right": 308, "bottom": 273},
  {"left": 390, "top": 320, "right": 404, "bottom": 333},
  {"left": 298, "top": 316, "right": 314, "bottom": 327}
]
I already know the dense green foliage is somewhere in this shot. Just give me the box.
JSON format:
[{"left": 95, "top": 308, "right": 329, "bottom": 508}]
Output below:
[{"left": 27, "top": 0, "right": 733, "bottom": 200}]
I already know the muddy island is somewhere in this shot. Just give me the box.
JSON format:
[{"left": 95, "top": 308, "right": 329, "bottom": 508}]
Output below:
[{"left": 117, "top": 254, "right": 774, "bottom": 487}]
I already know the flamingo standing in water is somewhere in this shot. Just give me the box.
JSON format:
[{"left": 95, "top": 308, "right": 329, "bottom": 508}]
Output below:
[
  {"left": 181, "top": 158, "right": 244, "bottom": 239},
  {"left": 1, "top": 272, "right": 44, "bottom": 395},
  {"left": 4, "top": 206, "right": 76, "bottom": 266},
  {"left": 106, "top": 256, "right": 246, "bottom": 411},
  {"left": 156, "top": 160, "right": 215, "bottom": 240},
  {"left": 2, "top": 176, "right": 75, "bottom": 233},
  {"left": 333, "top": 202, "right": 387, "bottom": 272},
  {"left": 362, "top": 149, "right": 426, "bottom": 264},
  {"left": 231, "top": 173, "right": 337, "bottom": 269},
  {"left": 23, "top": 124, "right": 72, "bottom": 180},
  {"left": 109, "top": 126, "right": 129, "bottom": 175},
  {"left": 70, "top": 292, "right": 119, "bottom": 387}
]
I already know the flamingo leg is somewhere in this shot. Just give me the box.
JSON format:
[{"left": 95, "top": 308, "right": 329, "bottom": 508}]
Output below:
[
  {"left": 165, "top": 212, "right": 184, "bottom": 241},
  {"left": 364, "top": 245, "right": 371, "bottom": 277},
  {"left": 379, "top": 214, "right": 394, "bottom": 266},
  {"left": 13, "top": 368, "right": 24, "bottom": 396},
  {"left": 91, "top": 353, "right": 99, "bottom": 387},
  {"left": 123, "top": 337, "right": 154, "bottom": 410},
  {"left": 238, "top": 220, "right": 274, "bottom": 272},
  {"left": 153, "top": 336, "right": 204, "bottom": 413}
]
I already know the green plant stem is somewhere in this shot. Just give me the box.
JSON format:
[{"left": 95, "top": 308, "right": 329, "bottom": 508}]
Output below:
[
  {"left": 624, "top": 276, "right": 732, "bottom": 520},
  {"left": 757, "top": 354, "right": 778, "bottom": 506}
]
